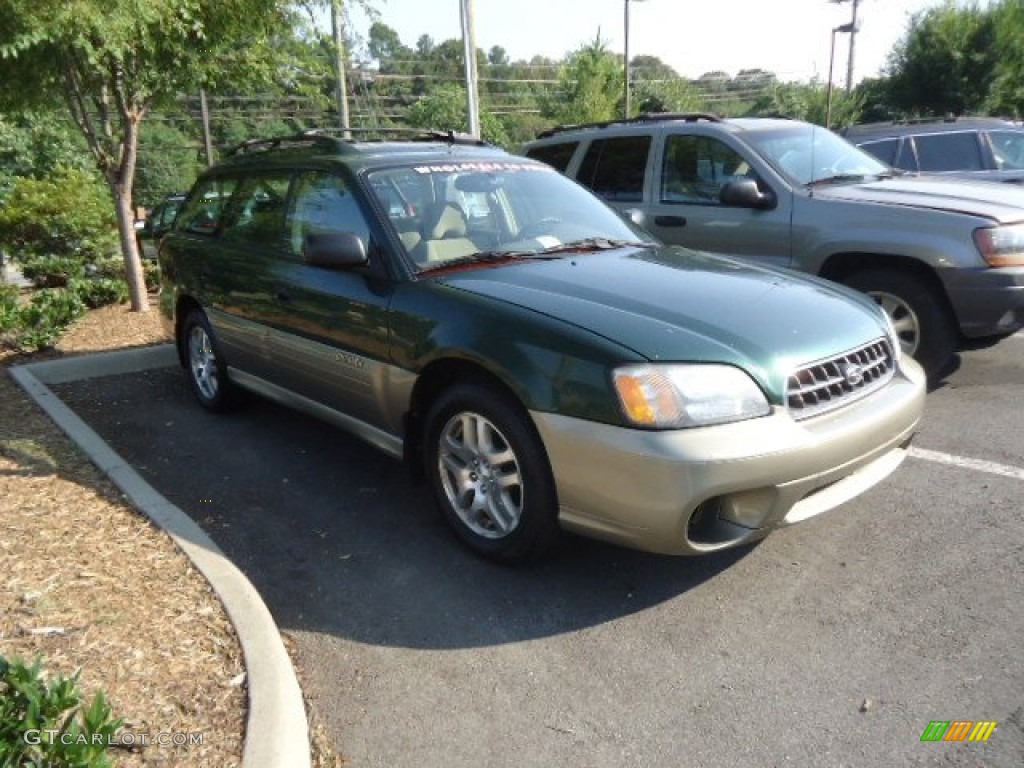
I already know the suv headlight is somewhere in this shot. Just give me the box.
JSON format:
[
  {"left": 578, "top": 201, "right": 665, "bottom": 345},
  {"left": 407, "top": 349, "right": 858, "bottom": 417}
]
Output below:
[
  {"left": 973, "top": 224, "right": 1024, "bottom": 267},
  {"left": 612, "top": 364, "right": 771, "bottom": 428},
  {"left": 880, "top": 309, "right": 903, "bottom": 363}
]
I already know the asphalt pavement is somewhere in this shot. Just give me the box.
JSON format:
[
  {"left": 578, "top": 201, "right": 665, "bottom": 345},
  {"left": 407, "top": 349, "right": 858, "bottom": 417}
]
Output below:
[{"left": 52, "top": 334, "right": 1024, "bottom": 768}]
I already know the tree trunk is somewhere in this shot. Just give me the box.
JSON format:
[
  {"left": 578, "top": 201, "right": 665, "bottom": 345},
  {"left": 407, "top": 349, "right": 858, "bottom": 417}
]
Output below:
[
  {"left": 112, "top": 187, "right": 149, "bottom": 312},
  {"left": 110, "top": 111, "right": 148, "bottom": 312}
]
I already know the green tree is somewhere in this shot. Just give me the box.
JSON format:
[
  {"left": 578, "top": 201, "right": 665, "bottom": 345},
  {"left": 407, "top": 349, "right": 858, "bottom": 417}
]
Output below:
[
  {"left": 134, "top": 121, "right": 202, "bottom": 208},
  {"left": 545, "top": 35, "right": 621, "bottom": 125},
  {"left": 987, "top": 0, "right": 1024, "bottom": 116},
  {"left": 629, "top": 55, "right": 706, "bottom": 115},
  {"left": 885, "top": 1, "right": 998, "bottom": 117},
  {"left": 748, "top": 80, "right": 863, "bottom": 128},
  {"left": 405, "top": 85, "right": 511, "bottom": 147},
  {"left": 0, "top": 0, "right": 290, "bottom": 311}
]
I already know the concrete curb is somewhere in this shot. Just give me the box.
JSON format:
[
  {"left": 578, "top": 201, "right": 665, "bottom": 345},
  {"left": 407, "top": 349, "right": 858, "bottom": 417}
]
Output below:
[{"left": 9, "top": 344, "right": 311, "bottom": 768}]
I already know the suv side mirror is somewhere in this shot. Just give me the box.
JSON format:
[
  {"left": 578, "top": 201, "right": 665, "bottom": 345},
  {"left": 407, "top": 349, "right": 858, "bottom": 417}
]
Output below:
[
  {"left": 304, "top": 232, "right": 369, "bottom": 269},
  {"left": 720, "top": 179, "right": 776, "bottom": 210}
]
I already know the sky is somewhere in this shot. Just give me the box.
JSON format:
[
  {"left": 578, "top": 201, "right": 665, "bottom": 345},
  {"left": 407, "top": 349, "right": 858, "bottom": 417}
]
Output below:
[{"left": 346, "top": 0, "right": 991, "bottom": 85}]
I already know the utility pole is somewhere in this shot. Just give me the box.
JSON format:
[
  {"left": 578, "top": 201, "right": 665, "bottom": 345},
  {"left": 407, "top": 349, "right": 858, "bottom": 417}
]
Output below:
[
  {"left": 829, "top": 0, "right": 861, "bottom": 91},
  {"left": 331, "top": 0, "right": 351, "bottom": 136},
  {"left": 460, "top": 0, "right": 481, "bottom": 137},
  {"left": 198, "top": 88, "right": 215, "bottom": 167}
]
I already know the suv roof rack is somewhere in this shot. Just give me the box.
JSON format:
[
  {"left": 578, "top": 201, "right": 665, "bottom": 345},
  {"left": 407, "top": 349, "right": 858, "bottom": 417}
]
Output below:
[
  {"left": 536, "top": 112, "right": 722, "bottom": 139},
  {"left": 227, "top": 128, "right": 488, "bottom": 157}
]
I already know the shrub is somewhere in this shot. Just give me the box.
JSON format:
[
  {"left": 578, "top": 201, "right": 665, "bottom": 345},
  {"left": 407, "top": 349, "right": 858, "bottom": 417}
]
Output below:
[
  {"left": 19, "top": 255, "right": 87, "bottom": 288},
  {"left": 0, "top": 283, "right": 19, "bottom": 333},
  {"left": 11, "top": 287, "right": 86, "bottom": 351},
  {"left": 0, "top": 655, "right": 122, "bottom": 767},
  {"left": 0, "top": 167, "right": 118, "bottom": 264},
  {"left": 68, "top": 277, "right": 129, "bottom": 309}
]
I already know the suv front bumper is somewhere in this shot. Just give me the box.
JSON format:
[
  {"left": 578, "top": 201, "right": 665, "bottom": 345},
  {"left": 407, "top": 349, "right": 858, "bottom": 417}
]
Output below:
[
  {"left": 946, "top": 265, "right": 1024, "bottom": 338},
  {"left": 531, "top": 359, "right": 926, "bottom": 556}
]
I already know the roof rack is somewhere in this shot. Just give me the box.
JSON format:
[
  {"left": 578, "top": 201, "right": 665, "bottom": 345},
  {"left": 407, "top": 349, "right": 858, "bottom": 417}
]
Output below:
[
  {"left": 226, "top": 128, "right": 489, "bottom": 157},
  {"left": 304, "top": 127, "right": 489, "bottom": 146},
  {"left": 536, "top": 112, "right": 722, "bottom": 139}
]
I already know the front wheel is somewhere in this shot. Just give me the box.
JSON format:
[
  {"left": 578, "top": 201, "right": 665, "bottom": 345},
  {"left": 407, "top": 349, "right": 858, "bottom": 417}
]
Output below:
[
  {"left": 180, "top": 309, "right": 237, "bottom": 411},
  {"left": 844, "top": 269, "right": 956, "bottom": 382},
  {"left": 424, "top": 382, "right": 560, "bottom": 563}
]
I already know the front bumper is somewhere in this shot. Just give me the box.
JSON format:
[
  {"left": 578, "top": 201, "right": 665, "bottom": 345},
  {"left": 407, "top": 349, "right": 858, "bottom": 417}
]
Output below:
[
  {"left": 945, "top": 265, "right": 1024, "bottom": 338},
  {"left": 531, "top": 358, "right": 926, "bottom": 556}
]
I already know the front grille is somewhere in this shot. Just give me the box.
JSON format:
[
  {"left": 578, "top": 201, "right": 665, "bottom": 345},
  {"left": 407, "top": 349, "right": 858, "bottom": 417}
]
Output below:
[{"left": 787, "top": 339, "right": 895, "bottom": 420}]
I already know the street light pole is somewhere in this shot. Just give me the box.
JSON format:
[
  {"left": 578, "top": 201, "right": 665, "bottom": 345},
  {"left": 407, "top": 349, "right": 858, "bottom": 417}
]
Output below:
[
  {"left": 623, "top": 0, "right": 649, "bottom": 119},
  {"left": 826, "top": 22, "right": 855, "bottom": 129}
]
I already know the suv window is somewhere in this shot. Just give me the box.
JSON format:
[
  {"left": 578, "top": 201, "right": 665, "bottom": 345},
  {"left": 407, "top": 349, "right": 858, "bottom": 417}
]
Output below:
[
  {"left": 222, "top": 173, "right": 291, "bottom": 246},
  {"left": 989, "top": 131, "right": 1024, "bottom": 170},
  {"left": 524, "top": 142, "right": 579, "bottom": 173},
  {"left": 175, "top": 177, "right": 238, "bottom": 235},
  {"left": 858, "top": 138, "right": 899, "bottom": 167},
  {"left": 912, "top": 132, "right": 983, "bottom": 172},
  {"left": 288, "top": 171, "right": 372, "bottom": 258},
  {"left": 577, "top": 136, "right": 651, "bottom": 202},
  {"left": 661, "top": 135, "right": 753, "bottom": 204}
]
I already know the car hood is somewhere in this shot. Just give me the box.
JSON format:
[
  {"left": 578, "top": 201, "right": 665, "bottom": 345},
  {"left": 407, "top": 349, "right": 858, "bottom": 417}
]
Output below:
[
  {"left": 439, "top": 246, "right": 889, "bottom": 397},
  {"left": 814, "top": 176, "right": 1024, "bottom": 224}
]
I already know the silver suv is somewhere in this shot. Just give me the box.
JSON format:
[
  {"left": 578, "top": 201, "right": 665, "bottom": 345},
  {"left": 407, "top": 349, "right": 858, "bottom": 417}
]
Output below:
[
  {"left": 523, "top": 114, "right": 1024, "bottom": 380},
  {"left": 842, "top": 117, "right": 1024, "bottom": 185}
]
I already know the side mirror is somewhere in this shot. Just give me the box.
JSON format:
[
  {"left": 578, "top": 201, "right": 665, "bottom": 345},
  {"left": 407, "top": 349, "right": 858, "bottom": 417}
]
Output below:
[
  {"left": 304, "top": 232, "right": 368, "bottom": 269},
  {"left": 720, "top": 179, "right": 776, "bottom": 210},
  {"left": 622, "top": 207, "right": 646, "bottom": 227}
]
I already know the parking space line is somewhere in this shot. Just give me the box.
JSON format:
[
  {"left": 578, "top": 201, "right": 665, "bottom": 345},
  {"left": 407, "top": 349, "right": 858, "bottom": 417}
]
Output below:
[{"left": 909, "top": 447, "right": 1024, "bottom": 481}]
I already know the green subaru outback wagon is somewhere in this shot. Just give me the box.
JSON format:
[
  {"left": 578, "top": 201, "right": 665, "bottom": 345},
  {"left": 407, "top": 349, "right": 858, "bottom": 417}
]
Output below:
[{"left": 159, "top": 130, "right": 925, "bottom": 563}]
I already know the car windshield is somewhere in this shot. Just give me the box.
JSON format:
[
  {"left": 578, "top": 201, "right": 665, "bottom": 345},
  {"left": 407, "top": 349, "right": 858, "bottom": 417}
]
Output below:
[
  {"left": 366, "top": 160, "right": 651, "bottom": 272},
  {"left": 743, "top": 124, "right": 890, "bottom": 187}
]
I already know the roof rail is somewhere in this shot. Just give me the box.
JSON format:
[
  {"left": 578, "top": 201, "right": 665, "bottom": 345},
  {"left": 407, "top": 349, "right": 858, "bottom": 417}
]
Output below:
[
  {"left": 226, "top": 128, "right": 489, "bottom": 157},
  {"left": 304, "top": 127, "right": 489, "bottom": 146},
  {"left": 536, "top": 112, "right": 721, "bottom": 139}
]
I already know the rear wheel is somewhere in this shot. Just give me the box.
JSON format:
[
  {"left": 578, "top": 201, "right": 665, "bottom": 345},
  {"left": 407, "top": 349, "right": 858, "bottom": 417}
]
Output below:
[
  {"left": 845, "top": 269, "right": 956, "bottom": 381},
  {"left": 181, "top": 309, "right": 237, "bottom": 411},
  {"left": 424, "top": 382, "right": 560, "bottom": 563}
]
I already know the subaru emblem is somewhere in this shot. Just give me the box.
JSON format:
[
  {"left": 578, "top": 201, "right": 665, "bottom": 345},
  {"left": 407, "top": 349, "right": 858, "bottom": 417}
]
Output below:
[{"left": 840, "top": 362, "right": 864, "bottom": 387}]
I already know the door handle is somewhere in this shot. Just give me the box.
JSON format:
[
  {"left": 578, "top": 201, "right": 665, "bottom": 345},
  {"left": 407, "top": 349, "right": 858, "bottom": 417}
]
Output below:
[{"left": 654, "top": 215, "right": 686, "bottom": 227}]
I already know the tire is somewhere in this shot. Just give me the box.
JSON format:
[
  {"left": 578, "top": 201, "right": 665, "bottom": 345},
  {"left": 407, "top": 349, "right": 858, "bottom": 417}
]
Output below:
[
  {"left": 844, "top": 269, "right": 957, "bottom": 382},
  {"left": 180, "top": 309, "right": 237, "bottom": 412},
  {"left": 424, "top": 382, "right": 560, "bottom": 564}
]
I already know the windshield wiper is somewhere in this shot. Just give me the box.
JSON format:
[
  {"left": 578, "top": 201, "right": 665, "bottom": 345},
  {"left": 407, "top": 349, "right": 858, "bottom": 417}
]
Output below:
[
  {"left": 537, "top": 237, "right": 656, "bottom": 255},
  {"left": 417, "top": 249, "right": 534, "bottom": 275},
  {"left": 806, "top": 173, "right": 868, "bottom": 188}
]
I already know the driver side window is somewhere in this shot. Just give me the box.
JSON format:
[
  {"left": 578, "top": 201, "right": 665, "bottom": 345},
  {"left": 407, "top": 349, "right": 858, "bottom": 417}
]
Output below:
[{"left": 660, "top": 135, "right": 755, "bottom": 205}]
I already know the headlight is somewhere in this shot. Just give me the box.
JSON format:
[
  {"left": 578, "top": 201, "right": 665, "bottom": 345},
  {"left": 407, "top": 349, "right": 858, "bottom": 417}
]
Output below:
[
  {"left": 612, "top": 364, "right": 771, "bottom": 428},
  {"left": 973, "top": 224, "right": 1024, "bottom": 267},
  {"left": 880, "top": 308, "right": 902, "bottom": 363}
]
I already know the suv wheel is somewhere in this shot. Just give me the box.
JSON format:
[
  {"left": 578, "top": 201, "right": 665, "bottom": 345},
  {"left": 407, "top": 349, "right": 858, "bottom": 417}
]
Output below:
[
  {"left": 424, "top": 382, "right": 560, "bottom": 563},
  {"left": 845, "top": 269, "right": 956, "bottom": 381},
  {"left": 181, "top": 309, "right": 237, "bottom": 411}
]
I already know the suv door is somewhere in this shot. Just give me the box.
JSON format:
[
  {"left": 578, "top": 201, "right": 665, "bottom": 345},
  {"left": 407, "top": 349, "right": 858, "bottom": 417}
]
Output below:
[
  {"left": 268, "top": 169, "right": 395, "bottom": 431},
  {"left": 645, "top": 131, "right": 793, "bottom": 267}
]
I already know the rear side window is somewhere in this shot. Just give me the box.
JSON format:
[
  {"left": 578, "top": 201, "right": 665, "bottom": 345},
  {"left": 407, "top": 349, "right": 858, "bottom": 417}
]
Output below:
[
  {"left": 525, "top": 142, "right": 579, "bottom": 173},
  {"left": 857, "top": 138, "right": 899, "bottom": 167},
  {"left": 912, "top": 132, "right": 984, "bottom": 172},
  {"left": 175, "top": 177, "right": 239, "bottom": 235},
  {"left": 576, "top": 136, "right": 651, "bottom": 202}
]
